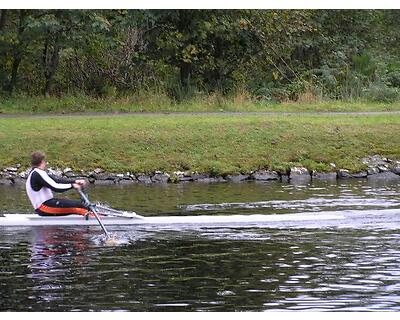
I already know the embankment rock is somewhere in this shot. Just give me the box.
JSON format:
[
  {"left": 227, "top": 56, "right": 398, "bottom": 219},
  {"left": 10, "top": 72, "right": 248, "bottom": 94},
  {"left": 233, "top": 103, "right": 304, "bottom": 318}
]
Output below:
[
  {"left": 367, "top": 167, "right": 380, "bottom": 175},
  {"left": 290, "top": 167, "right": 311, "bottom": 183},
  {"left": 170, "top": 171, "right": 193, "bottom": 182},
  {"left": 63, "top": 167, "right": 72, "bottom": 174},
  {"left": 47, "top": 168, "right": 63, "bottom": 177},
  {"left": 191, "top": 173, "right": 209, "bottom": 181},
  {"left": 251, "top": 170, "right": 279, "bottom": 181},
  {"left": 196, "top": 177, "right": 227, "bottom": 183},
  {"left": 337, "top": 169, "right": 367, "bottom": 179},
  {"left": 94, "top": 173, "right": 116, "bottom": 182},
  {"left": 312, "top": 172, "right": 337, "bottom": 180},
  {"left": 279, "top": 174, "right": 290, "bottom": 183},
  {"left": 136, "top": 174, "right": 152, "bottom": 184},
  {"left": 226, "top": 174, "right": 250, "bottom": 182},
  {"left": 352, "top": 171, "right": 368, "bottom": 178},
  {"left": 11, "top": 177, "right": 25, "bottom": 185},
  {"left": 152, "top": 172, "right": 170, "bottom": 183},
  {"left": 3, "top": 154, "right": 400, "bottom": 185},
  {"left": 362, "top": 155, "right": 392, "bottom": 167},
  {"left": 118, "top": 179, "right": 137, "bottom": 185},
  {"left": 391, "top": 167, "right": 400, "bottom": 175},
  {"left": 93, "top": 179, "right": 116, "bottom": 185},
  {"left": 0, "top": 178, "right": 11, "bottom": 185},
  {"left": 367, "top": 171, "right": 400, "bottom": 181}
]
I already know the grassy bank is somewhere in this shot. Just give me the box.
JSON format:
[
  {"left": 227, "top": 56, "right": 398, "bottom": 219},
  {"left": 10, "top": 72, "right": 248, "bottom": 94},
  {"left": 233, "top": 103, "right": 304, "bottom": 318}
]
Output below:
[
  {"left": 1, "top": 95, "right": 400, "bottom": 114},
  {"left": 1, "top": 113, "right": 399, "bottom": 175}
]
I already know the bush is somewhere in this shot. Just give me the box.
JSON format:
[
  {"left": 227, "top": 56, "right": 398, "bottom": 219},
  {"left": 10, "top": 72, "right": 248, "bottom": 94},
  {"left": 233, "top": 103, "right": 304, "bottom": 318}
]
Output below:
[
  {"left": 254, "top": 86, "right": 289, "bottom": 103},
  {"left": 363, "top": 82, "right": 400, "bottom": 103},
  {"left": 352, "top": 54, "right": 377, "bottom": 80},
  {"left": 386, "top": 71, "right": 400, "bottom": 88}
]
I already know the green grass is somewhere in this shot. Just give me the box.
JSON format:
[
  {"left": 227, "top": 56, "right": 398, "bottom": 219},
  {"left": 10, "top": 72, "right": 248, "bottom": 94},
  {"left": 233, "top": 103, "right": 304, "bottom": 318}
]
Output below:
[
  {"left": 1, "top": 113, "right": 399, "bottom": 175},
  {"left": 1, "top": 94, "right": 400, "bottom": 114}
]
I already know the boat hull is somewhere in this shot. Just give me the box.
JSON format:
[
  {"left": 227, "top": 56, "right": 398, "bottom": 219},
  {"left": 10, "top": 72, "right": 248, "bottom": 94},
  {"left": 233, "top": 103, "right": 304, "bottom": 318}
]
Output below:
[
  {"left": 0, "top": 214, "right": 144, "bottom": 226},
  {"left": 0, "top": 212, "right": 346, "bottom": 227}
]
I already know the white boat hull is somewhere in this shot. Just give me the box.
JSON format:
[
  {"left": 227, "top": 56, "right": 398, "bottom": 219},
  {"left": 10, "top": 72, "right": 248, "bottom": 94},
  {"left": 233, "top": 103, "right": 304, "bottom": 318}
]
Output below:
[
  {"left": 0, "top": 214, "right": 144, "bottom": 226},
  {"left": 0, "top": 212, "right": 346, "bottom": 227}
]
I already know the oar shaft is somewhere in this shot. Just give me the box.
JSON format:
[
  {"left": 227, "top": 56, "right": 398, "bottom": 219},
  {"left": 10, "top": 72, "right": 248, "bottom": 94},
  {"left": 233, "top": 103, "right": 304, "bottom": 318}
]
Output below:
[
  {"left": 78, "top": 189, "right": 91, "bottom": 207},
  {"left": 90, "top": 206, "right": 110, "bottom": 237},
  {"left": 78, "top": 189, "right": 110, "bottom": 237}
]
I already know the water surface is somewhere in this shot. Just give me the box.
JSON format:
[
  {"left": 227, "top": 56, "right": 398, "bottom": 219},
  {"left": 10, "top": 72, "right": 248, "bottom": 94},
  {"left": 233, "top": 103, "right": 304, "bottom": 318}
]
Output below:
[{"left": 1, "top": 179, "right": 400, "bottom": 311}]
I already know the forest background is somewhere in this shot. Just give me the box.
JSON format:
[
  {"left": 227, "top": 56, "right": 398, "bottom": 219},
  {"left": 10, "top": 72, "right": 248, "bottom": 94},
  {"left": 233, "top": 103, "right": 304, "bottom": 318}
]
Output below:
[{"left": 1, "top": 10, "right": 399, "bottom": 112}]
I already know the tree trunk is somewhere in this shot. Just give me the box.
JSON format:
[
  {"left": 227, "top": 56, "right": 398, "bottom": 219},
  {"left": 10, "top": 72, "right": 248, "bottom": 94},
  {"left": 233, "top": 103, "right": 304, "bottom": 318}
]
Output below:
[
  {"left": 180, "top": 61, "right": 191, "bottom": 87},
  {"left": 0, "top": 10, "right": 8, "bottom": 91},
  {"left": 178, "top": 11, "right": 192, "bottom": 88},
  {"left": 0, "top": 9, "right": 7, "bottom": 30},
  {"left": 6, "top": 10, "right": 25, "bottom": 94},
  {"left": 43, "top": 10, "right": 64, "bottom": 97},
  {"left": 43, "top": 36, "right": 61, "bottom": 97},
  {"left": 8, "top": 56, "right": 22, "bottom": 94}
]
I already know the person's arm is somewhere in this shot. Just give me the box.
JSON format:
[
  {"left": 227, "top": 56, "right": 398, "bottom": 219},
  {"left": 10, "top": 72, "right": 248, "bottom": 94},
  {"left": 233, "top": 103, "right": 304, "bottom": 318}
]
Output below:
[
  {"left": 48, "top": 174, "right": 87, "bottom": 190},
  {"left": 48, "top": 174, "right": 76, "bottom": 185},
  {"left": 31, "top": 169, "right": 73, "bottom": 193}
]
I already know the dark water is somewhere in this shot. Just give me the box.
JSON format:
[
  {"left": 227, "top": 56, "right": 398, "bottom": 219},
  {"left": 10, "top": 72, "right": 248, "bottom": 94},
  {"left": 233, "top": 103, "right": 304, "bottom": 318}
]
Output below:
[{"left": 1, "top": 180, "right": 400, "bottom": 311}]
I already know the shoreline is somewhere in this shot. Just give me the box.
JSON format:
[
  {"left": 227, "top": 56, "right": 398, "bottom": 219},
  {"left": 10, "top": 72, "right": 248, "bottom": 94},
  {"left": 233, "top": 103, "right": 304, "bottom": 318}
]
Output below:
[{"left": 2, "top": 155, "right": 399, "bottom": 186}]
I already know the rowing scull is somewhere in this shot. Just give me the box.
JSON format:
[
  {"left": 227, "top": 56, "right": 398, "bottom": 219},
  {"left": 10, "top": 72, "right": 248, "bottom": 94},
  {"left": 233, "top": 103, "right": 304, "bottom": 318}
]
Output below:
[{"left": 0, "top": 212, "right": 345, "bottom": 227}]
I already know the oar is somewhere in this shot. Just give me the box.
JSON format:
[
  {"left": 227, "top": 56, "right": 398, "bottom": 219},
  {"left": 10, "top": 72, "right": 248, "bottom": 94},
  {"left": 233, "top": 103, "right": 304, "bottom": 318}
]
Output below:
[{"left": 78, "top": 189, "right": 110, "bottom": 238}]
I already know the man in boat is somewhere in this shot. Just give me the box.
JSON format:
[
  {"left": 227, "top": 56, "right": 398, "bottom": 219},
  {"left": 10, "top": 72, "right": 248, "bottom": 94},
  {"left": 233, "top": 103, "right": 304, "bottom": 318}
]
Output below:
[{"left": 26, "top": 151, "right": 89, "bottom": 216}]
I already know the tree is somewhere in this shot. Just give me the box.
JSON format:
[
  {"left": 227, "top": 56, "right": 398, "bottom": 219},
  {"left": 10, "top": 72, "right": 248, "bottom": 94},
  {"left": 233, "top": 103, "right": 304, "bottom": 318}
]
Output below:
[
  {"left": 1, "top": 9, "right": 29, "bottom": 93},
  {"left": 0, "top": 9, "right": 399, "bottom": 101}
]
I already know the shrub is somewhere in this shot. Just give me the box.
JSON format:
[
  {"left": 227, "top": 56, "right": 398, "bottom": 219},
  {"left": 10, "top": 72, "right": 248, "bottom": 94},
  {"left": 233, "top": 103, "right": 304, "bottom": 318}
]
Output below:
[
  {"left": 386, "top": 71, "right": 400, "bottom": 88},
  {"left": 363, "top": 82, "right": 399, "bottom": 103}
]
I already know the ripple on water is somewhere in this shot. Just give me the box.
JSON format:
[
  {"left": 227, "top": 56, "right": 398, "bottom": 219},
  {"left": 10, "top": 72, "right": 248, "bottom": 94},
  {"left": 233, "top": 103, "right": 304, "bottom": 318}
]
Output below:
[{"left": 2, "top": 180, "right": 400, "bottom": 311}]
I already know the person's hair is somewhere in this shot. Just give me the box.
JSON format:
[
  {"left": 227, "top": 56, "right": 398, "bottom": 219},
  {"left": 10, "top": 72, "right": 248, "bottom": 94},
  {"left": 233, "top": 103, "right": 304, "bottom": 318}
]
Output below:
[{"left": 31, "top": 151, "right": 46, "bottom": 167}]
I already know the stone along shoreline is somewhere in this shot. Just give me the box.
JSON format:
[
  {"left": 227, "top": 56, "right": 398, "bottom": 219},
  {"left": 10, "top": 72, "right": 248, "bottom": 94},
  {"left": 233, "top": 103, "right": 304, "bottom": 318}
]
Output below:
[{"left": 1, "top": 155, "right": 400, "bottom": 186}]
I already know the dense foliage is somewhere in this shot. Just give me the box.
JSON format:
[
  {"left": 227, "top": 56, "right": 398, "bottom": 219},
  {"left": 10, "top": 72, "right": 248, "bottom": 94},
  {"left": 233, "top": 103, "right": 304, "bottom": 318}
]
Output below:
[{"left": 1, "top": 9, "right": 399, "bottom": 104}]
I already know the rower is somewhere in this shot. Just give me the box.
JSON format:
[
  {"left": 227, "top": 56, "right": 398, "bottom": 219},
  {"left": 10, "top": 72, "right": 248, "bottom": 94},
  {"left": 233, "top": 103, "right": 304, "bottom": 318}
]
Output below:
[{"left": 26, "top": 151, "right": 89, "bottom": 217}]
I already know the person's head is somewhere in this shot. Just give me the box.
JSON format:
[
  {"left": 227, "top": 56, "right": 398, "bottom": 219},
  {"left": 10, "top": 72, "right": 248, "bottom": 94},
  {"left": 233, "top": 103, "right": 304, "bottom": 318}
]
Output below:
[{"left": 31, "top": 151, "right": 46, "bottom": 169}]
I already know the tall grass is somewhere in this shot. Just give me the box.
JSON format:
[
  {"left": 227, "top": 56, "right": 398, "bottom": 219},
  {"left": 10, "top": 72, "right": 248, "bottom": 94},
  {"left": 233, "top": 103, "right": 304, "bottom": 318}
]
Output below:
[{"left": 0, "top": 84, "right": 400, "bottom": 114}]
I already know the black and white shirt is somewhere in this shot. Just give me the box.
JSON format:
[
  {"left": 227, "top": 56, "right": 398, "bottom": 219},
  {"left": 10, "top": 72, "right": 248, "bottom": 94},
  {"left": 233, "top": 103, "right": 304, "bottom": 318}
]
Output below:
[{"left": 26, "top": 168, "right": 74, "bottom": 209}]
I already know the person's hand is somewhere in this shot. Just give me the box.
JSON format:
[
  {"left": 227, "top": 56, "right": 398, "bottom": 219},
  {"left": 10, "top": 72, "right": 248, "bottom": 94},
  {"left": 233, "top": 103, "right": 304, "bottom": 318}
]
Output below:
[
  {"left": 72, "top": 183, "right": 82, "bottom": 190},
  {"left": 75, "top": 179, "right": 87, "bottom": 187}
]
